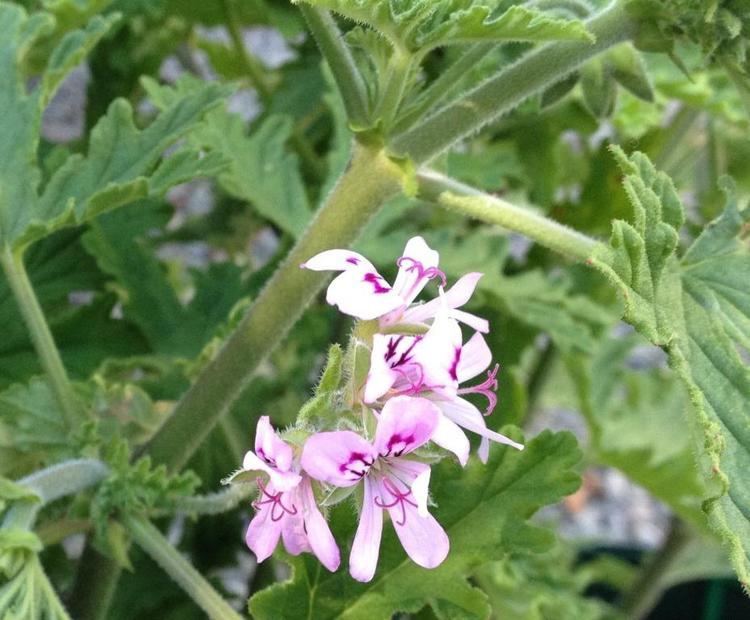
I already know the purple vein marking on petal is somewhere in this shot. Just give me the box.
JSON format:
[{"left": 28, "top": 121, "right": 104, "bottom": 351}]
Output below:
[
  {"left": 346, "top": 257, "right": 360, "bottom": 265},
  {"left": 384, "top": 336, "right": 404, "bottom": 363},
  {"left": 394, "top": 336, "right": 422, "bottom": 367},
  {"left": 339, "top": 451, "right": 374, "bottom": 479},
  {"left": 383, "top": 433, "right": 415, "bottom": 458},
  {"left": 363, "top": 272, "right": 391, "bottom": 294},
  {"left": 449, "top": 347, "right": 461, "bottom": 381}
]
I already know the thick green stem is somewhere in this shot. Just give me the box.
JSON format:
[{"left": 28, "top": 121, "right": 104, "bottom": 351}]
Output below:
[
  {"left": 417, "top": 170, "right": 599, "bottom": 261},
  {"left": 300, "top": 5, "right": 371, "bottom": 128},
  {"left": 122, "top": 515, "right": 244, "bottom": 620},
  {"left": 0, "top": 246, "right": 82, "bottom": 428},
  {"left": 144, "top": 145, "right": 405, "bottom": 471},
  {"left": 620, "top": 518, "right": 692, "bottom": 619},
  {"left": 390, "top": 0, "right": 637, "bottom": 163}
]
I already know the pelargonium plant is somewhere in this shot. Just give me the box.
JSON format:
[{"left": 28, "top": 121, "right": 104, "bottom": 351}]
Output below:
[{"left": 1, "top": 0, "right": 749, "bottom": 618}]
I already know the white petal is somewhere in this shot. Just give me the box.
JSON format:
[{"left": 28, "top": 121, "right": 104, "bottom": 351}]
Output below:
[
  {"left": 430, "top": 415, "right": 470, "bottom": 466},
  {"left": 457, "top": 332, "right": 492, "bottom": 383},
  {"left": 438, "top": 397, "right": 524, "bottom": 451},
  {"left": 401, "top": 272, "right": 486, "bottom": 330},
  {"left": 301, "top": 249, "right": 374, "bottom": 272},
  {"left": 349, "top": 477, "right": 383, "bottom": 582},
  {"left": 254, "top": 416, "right": 293, "bottom": 472},
  {"left": 300, "top": 478, "right": 340, "bottom": 572},
  {"left": 326, "top": 270, "right": 404, "bottom": 320},
  {"left": 388, "top": 497, "right": 449, "bottom": 569},
  {"left": 241, "top": 451, "right": 301, "bottom": 491},
  {"left": 392, "top": 236, "right": 441, "bottom": 304},
  {"left": 364, "top": 334, "right": 401, "bottom": 403},
  {"left": 388, "top": 459, "right": 431, "bottom": 516}
]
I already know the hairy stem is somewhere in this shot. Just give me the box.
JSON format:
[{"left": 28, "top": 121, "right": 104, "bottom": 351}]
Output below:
[
  {"left": 2, "top": 459, "right": 109, "bottom": 531},
  {"left": 122, "top": 515, "right": 244, "bottom": 620},
  {"left": 300, "top": 5, "right": 371, "bottom": 128},
  {"left": 390, "top": 0, "right": 637, "bottom": 163},
  {"left": 620, "top": 518, "right": 692, "bottom": 619},
  {"left": 144, "top": 145, "right": 406, "bottom": 471},
  {"left": 0, "top": 246, "right": 83, "bottom": 429},
  {"left": 417, "top": 170, "right": 599, "bottom": 261},
  {"left": 173, "top": 483, "right": 256, "bottom": 516}
]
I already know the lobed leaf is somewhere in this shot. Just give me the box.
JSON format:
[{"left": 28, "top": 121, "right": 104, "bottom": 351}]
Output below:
[
  {"left": 0, "top": 3, "right": 229, "bottom": 251},
  {"left": 589, "top": 147, "right": 750, "bottom": 587},
  {"left": 294, "top": 0, "right": 593, "bottom": 55}
]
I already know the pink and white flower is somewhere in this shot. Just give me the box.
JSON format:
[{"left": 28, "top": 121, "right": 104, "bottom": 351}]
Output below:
[
  {"left": 301, "top": 236, "right": 487, "bottom": 332},
  {"left": 301, "top": 396, "right": 449, "bottom": 582},
  {"left": 241, "top": 416, "right": 340, "bottom": 571},
  {"left": 365, "top": 315, "right": 523, "bottom": 465}
]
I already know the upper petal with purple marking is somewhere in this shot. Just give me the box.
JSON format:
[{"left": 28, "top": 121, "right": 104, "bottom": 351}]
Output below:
[
  {"left": 373, "top": 396, "right": 439, "bottom": 457},
  {"left": 301, "top": 431, "right": 378, "bottom": 487}
]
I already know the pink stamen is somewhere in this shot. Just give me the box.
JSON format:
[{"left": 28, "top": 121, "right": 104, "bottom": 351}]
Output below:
[
  {"left": 396, "top": 257, "right": 447, "bottom": 289},
  {"left": 457, "top": 363, "right": 500, "bottom": 416},
  {"left": 253, "top": 478, "right": 298, "bottom": 521},
  {"left": 373, "top": 478, "right": 418, "bottom": 526}
]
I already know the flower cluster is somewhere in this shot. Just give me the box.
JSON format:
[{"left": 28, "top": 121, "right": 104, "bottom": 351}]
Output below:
[{"left": 234, "top": 237, "right": 523, "bottom": 582}]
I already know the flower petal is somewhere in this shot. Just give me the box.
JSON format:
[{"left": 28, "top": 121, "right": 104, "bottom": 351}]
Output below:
[
  {"left": 254, "top": 416, "right": 293, "bottom": 472},
  {"left": 401, "top": 272, "right": 488, "bottom": 332},
  {"left": 363, "top": 334, "right": 402, "bottom": 403},
  {"left": 438, "top": 397, "right": 524, "bottom": 451},
  {"left": 245, "top": 504, "right": 282, "bottom": 563},
  {"left": 326, "top": 269, "right": 404, "bottom": 320},
  {"left": 300, "top": 478, "right": 340, "bottom": 572},
  {"left": 242, "top": 451, "right": 302, "bottom": 492},
  {"left": 429, "top": 414, "right": 470, "bottom": 466},
  {"left": 280, "top": 494, "right": 311, "bottom": 556},
  {"left": 301, "top": 431, "right": 377, "bottom": 487},
  {"left": 411, "top": 313, "right": 463, "bottom": 395},
  {"left": 301, "top": 249, "right": 373, "bottom": 272},
  {"left": 456, "top": 332, "right": 492, "bottom": 383},
  {"left": 392, "top": 236, "right": 441, "bottom": 304},
  {"left": 349, "top": 477, "right": 383, "bottom": 582},
  {"left": 388, "top": 459, "right": 431, "bottom": 516},
  {"left": 374, "top": 396, "right": 439, "bottom": 457},
  {"left": 389, "top": 496, "right": 449, "bottom": 569}
]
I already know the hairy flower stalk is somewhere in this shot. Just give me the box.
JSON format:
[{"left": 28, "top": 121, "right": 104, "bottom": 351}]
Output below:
[{"left": 233, "top": 237, "right": 523, "bottom": 581}]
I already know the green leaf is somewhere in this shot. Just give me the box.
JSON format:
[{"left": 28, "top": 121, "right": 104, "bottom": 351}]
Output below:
[
  {"left": 589, "top": 148, "right": 750, "bottom": 586},
  {"left": 0, "top": 4, "right": 228, "bottom": 251},
  {"left": 249, "top": 430, "right": 581, "bottom": 619},
  {"left": 294, "top": 1, "right": 593, "bottom": 55},
  {"left": 0, "top": 377, "right": 70, "bottom": 477},
  {"left": 82, "top": 202, "right": 248, "bottom": 358},
  {"left": 193, "top": 109, "right": 311, "bottom": 237}
]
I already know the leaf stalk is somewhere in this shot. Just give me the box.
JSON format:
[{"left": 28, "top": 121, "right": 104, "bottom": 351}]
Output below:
[
  {"left": 0, "top": 246, "right": 84, "bottom": 429},
  {"left": 417, "top": 170, "right": 599, "bottom": 261}
]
